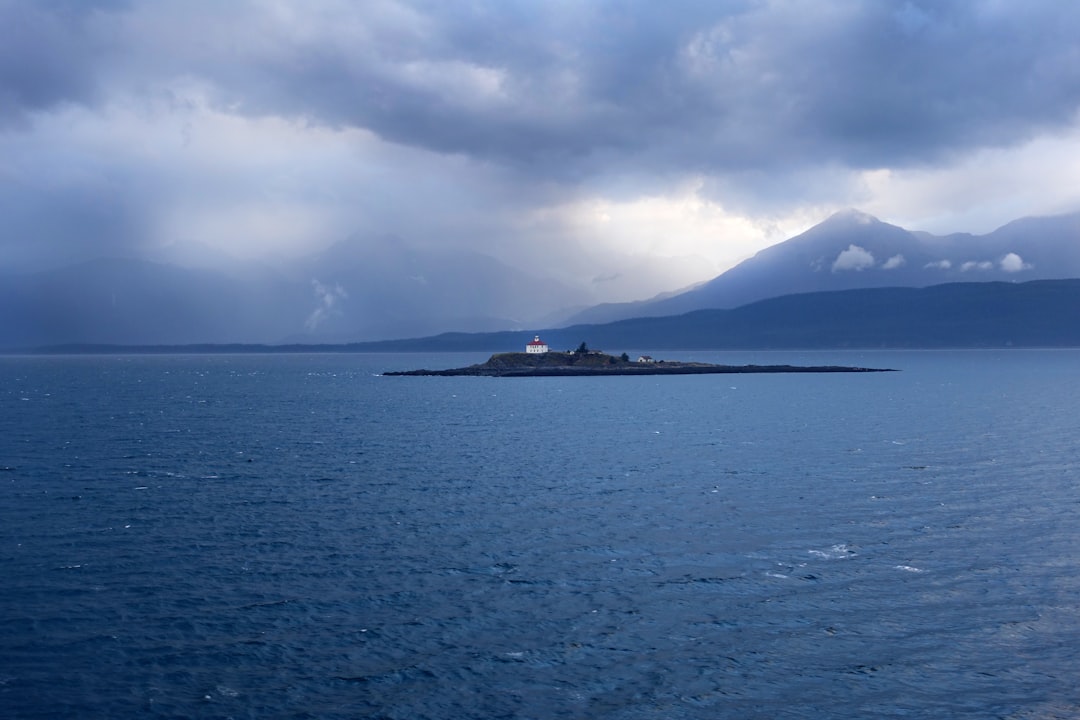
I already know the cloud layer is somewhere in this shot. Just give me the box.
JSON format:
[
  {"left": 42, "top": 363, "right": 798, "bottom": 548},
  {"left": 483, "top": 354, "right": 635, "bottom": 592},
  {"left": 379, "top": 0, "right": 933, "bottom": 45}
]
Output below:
[{"left": 2, "top": 0, "right": 1080, "bottom": 299}]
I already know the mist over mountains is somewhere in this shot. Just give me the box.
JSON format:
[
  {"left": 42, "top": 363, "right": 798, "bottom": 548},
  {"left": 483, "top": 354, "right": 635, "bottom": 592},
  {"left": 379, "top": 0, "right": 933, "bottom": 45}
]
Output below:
[
  {"left": 343, "top": 279, "right": 1080, "bottom": 352},
  {"left": 567, "top": 209, "right": 1080, "bottom": 324},
  {"left": 2, "top": 209, "right": 1079, "bottom": 349},
  {"left": 0, "top": 236, "right": 588, "bottom": 348}
]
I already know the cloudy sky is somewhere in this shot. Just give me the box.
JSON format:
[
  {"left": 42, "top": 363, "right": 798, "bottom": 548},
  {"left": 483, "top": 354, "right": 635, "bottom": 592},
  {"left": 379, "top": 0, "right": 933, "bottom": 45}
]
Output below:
[{"left": 3, "top": 0, "right": 1080, "bottom": 301}]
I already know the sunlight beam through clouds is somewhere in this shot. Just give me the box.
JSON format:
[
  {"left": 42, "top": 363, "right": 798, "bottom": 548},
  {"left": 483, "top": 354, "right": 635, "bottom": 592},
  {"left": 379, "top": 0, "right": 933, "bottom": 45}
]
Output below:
[
  {"left": 1, "top": 0, "right": 1079, "bottom": 300},
  {"left": 856, "top": 122, "right": 1080, "bottom": 235}
]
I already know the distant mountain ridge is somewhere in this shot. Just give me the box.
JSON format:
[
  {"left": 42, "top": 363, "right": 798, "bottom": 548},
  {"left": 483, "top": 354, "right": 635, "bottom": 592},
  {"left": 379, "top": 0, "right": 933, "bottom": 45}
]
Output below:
[
  {"left": 346, "top": 279, "right": 1080, "bottom": 351},
  {"left": 3, "top": 209, "right": 1080, "bottom": 348},
  {"left": 0, "top": 239, "right": 589, "bottom": 348},
  {"left": 566, "top": 209, "right": 1080, "bottom": 325},
  {"left": 35, "top": 279, "right": 1080, "bottom": 353}
]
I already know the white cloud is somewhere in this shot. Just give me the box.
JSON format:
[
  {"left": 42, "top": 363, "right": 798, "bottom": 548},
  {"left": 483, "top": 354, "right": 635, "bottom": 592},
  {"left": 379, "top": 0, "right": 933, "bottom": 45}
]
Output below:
[
  {"left": 394, "top": 60, "right": 510, "bottom": 109},
  {"left": 925, "top": 259, "right": 952, "bottom": 270},
  {"left": 306, "top": 279, "right": 347, "bottom": 330},
  {"left": 3, "top": 0, "right": 1080, "bottom": 309},
  {"left": 856, "top": 126, "right": 1080, "bottom": 235},
  {"left": 960, "top": 260, "right": 993, "bottom": 272},
  {"left": 510, "top": 180, "right": 822, "bottom": 299},
  {"left": 832, "top": 244, "right": 875, "bottom": 272},
  {"left": 1000, "top": 252, "right": 1032, "bottom": 272},
  {"left": 882, "top": 254, "right": 906, "bottom": 269}
]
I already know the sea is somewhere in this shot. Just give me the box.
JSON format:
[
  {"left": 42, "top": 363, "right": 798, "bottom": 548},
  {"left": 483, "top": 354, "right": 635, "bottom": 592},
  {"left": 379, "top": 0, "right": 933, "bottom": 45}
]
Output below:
[{"left": 1, "top": 349, "right": 1078, "bottom": 719}]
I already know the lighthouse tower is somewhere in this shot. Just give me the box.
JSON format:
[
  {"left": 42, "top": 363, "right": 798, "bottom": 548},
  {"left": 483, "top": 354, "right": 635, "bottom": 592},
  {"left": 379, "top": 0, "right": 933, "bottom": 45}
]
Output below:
[{"left": 525, "top": 335, "right": 549, "bottom": 354}]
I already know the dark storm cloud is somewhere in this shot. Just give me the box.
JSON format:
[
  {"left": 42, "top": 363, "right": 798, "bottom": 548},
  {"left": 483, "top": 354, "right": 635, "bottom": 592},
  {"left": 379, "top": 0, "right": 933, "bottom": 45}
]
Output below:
[
  {"left": 4, "top": 1, "right": 1079, "bottom": 175},
  {"left": 0, "top": 0, "right": 129, "bottom": 126},
  {"left": 0, "top": 132, "right": 151, "bottom": 267},
  {"left": 2, "top": 0, "right": 1080, "bottom": 280},
  {"left": 157, "top": 0, "right": 1080, "bottom": 177}
]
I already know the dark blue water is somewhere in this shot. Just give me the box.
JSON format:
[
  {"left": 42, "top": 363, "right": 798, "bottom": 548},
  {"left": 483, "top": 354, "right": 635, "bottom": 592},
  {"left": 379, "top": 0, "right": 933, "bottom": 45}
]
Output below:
[{"left": 2, "top": 350, "right": 1079, "bottom": 719}]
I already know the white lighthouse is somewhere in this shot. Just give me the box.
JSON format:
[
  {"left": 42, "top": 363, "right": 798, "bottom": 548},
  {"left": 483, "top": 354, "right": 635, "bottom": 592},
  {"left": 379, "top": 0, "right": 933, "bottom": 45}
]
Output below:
[{"left": 525, "top": 335, "right": 549, "bottom": 354}]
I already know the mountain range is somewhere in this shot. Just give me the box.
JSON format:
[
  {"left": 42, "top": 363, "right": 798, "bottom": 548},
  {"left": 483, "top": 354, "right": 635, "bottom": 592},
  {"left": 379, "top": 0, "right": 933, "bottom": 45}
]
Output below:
[
  {"left": 567, "top": 209, "right": 1080, "bottom": 324},
  {"left": 322, "top": 278, "right": 1080, "bottom": 352},
  {"left": 38, "top": 279, "right": 1080, "bottom": 353},
  {"left": 0, "top": 237, "right": 587, "bottom": 348},
  {"left": 2, "top": 209, "right": 1079, "bottom": 349}
]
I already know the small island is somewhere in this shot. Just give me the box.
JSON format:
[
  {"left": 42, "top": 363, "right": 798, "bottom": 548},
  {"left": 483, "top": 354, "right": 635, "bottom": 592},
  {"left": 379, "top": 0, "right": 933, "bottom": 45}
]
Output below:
[{"left": 385, "top": 341, "right": 894, "bottom": 377}]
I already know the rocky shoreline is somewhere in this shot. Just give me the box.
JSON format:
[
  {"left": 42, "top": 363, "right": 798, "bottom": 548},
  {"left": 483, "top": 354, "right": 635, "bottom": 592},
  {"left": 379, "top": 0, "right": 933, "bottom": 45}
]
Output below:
[{"left": 385, "top": 351, "right": 894, "bottom": 377}]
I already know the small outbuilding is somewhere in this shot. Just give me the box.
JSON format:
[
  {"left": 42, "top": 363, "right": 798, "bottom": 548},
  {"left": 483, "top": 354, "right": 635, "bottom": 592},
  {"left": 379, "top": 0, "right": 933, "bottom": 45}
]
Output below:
[
  {"left": 526, "top": 335, "right": 549, "bottom": 354},
  {"left": 637, "top": 355, "right": 655, "bottom": 363}
]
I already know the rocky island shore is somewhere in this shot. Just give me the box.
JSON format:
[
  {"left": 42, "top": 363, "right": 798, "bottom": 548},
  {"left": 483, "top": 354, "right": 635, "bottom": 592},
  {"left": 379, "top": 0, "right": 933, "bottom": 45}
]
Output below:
[{"left": 384, "top": 351, "right": 894, "bottom": 377}]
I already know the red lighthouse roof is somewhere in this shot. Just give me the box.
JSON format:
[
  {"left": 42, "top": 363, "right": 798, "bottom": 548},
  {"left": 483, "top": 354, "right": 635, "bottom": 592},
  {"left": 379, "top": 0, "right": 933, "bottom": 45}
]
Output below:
[{"left": 527, "top": 336, "right": 546, "bottom": 346}]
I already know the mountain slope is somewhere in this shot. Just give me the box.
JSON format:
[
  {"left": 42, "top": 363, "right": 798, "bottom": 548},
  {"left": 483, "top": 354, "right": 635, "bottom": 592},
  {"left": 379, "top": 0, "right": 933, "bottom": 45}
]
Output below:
[
  {"left": 347, "top": 279, "right": 1080, "bottom": 351},
  {"left": 0, "top": 240, "right": 589, "bottom": 348},
  {"left": 286, "top": 236, "right": 588, "bottom": 342},
  {"left": 567, "top": 209, "right": 1080, "bottom": 325},
  {"left": 5, "top": 209, "right": 1079, "bottom": 348},
  {"left": 0, "top": 258, "right": 303, "bottom": 347}
]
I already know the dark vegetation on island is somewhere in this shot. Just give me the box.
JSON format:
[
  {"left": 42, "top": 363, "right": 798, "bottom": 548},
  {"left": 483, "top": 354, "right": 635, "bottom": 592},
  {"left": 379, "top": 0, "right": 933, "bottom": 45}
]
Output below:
[{"left": 384, "top": 345, "right": 894, "bottom": 377}]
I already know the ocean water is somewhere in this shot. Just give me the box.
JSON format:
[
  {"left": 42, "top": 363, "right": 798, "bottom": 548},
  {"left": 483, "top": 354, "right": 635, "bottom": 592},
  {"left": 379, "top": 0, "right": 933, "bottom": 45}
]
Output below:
[{"left": 1, "top": 350, "right": 1079, "bottom": 719}]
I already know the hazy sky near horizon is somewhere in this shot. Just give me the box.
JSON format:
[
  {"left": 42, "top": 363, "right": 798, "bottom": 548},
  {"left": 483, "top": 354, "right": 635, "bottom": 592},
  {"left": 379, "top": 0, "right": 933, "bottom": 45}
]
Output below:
[{"left": 3, "top": 0, "right": 1080, "bottom": 300}]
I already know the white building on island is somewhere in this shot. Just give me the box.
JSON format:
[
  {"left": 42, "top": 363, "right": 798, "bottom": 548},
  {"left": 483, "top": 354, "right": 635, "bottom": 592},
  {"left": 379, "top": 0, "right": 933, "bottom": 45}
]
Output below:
[{"left": 526, "top": 335, "right": 549, "bottom": 353}]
